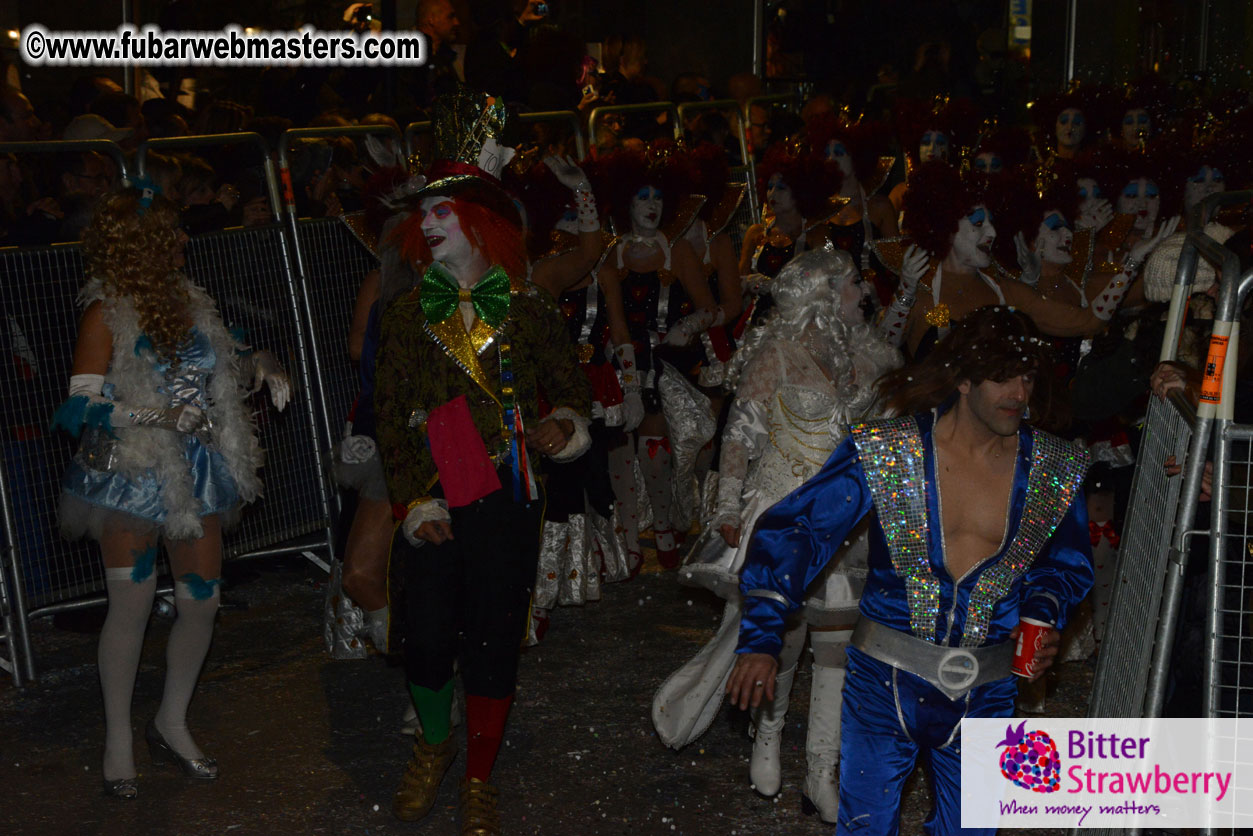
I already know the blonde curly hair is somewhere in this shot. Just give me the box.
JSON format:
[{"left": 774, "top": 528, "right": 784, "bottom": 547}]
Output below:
[{"left": 82, "top": 190, "right": 191, "bottom": 361}]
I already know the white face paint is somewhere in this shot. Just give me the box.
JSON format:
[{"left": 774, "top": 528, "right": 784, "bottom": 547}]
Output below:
[
  {"left": 630, "top": 185, "right": 663, "bottom": 233},
  {"left": 1116, "top": 177, "right": 1160, "bottom": 233},
  {"left": 919, "top": 129, "right": 949, "bottom": 162},
  {"left": 1056, "top": 108, "right": 1086, "bottom": 149},
  {"left": 826, "top": 139, "right": 855, "bottom": 179},
  {"left": 1033, "top": 210, "right": 1074, "bottom": 265},
  {"left": 419, "top": 196, "right": 474, "bottom": 268},
  {"left": 1121, "top": 108, "right": 1150, "bottom": 146},
  {"left": 950, "top": 205, "right": 995, "bottom": 270},
  {"left": 973, "top": 152, "right": 1003, "bottom": 175},
  {"left": 1184, "top": 165, "right": 1225, "bottom": 215},
  {"left": 766, "top": 173, "right": 796, "bottom": 215}
]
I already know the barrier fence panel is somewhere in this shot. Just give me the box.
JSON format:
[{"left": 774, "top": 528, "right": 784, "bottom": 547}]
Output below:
[
  {"left": 278, "top": 125, "right": 401, "bottom": 500},
  {"left": 182, "top": 224, "right": 334, "bottom": 557},
  {"left": 1085, "top": 391, "right": 1194, "bottom": 720},
  {"left": 1212, "top": 421, "right": 1253, "bottom": 719},
  {"left": 0, "top": 244, "right": 93, "bottom": 682},
  {"left": 588, "top": 101, "right": 682, "bottom": 148},
  {"left": 292, "top": 217, "right": 379, "bottom": 446}
]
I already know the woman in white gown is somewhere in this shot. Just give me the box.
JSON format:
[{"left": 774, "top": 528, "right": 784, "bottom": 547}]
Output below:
[{"left": 652, "top": 249, "right": 900, "bottom": 823}]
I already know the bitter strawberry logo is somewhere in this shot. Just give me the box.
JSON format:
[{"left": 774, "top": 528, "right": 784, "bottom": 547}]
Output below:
[{"left": 996, "top": 721, "right": 1061, "bottom": 793}]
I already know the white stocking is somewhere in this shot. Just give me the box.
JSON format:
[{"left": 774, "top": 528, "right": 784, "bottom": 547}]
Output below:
[
  {"left": 607, "top": 441, "right": 643, "bottom": 570},
  {"left": 638, "top": 435, "right": 675, "bottom": 550},
  {"left": 99, "top": 567, "right": 157, "bottom": 781},
  {"left": 153, "top": 578, "right": 220, "bottom": 760}
]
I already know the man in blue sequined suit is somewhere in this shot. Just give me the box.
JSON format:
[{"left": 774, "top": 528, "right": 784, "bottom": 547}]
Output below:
[{"left": 727, "top": 307, "right": 1094, "bottom": 835}]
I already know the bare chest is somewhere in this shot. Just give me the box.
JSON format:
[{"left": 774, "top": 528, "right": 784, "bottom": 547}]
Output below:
[{"left": 934, "top": 447, "right": 1016, "bottom": 580}]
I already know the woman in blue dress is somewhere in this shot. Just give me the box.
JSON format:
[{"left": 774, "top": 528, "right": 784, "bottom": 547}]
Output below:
[{"left": 54, "top": 188, "right": 289, "bottom": 799}]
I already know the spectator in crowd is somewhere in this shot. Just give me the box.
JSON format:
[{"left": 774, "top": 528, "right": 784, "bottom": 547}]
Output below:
[
  {"left": 61, "top": 113, "right": 133, "bottom": 144},
  {"left": 0, "top": 86, "right": 45, "bottom": 142},
  {"left": 408, "top": 0, "right": 463, "bottom": 112},
  {"left": 141, "top": 98, "right": 192, "bottom": 139},
  {"left": 89, "top": 92, "right": 146, "bottom": 150},
  {"left": 67, "top": 74, "right": 125, "bottom": 118}
]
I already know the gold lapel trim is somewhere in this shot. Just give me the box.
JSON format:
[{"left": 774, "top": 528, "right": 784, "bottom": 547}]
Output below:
[{"left": 423, "top": 314, "right": 502, "bottom": 408}]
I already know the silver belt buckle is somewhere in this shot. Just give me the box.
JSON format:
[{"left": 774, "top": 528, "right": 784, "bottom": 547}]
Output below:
[{"left": 936, "top": 647, "right": 980, "bottom": 693}]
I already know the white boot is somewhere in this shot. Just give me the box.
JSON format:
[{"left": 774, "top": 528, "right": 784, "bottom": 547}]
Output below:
[
  {"left": 749, "top": 665, "right": 796, "bottom": 797},
  {"left": 802, "top": 664, "right": 845, "bottom": 823}
]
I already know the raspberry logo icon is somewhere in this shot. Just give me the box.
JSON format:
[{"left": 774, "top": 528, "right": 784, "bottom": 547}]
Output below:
[{"left": 996, "top": 721, "right": 1061, "bottom": 793}]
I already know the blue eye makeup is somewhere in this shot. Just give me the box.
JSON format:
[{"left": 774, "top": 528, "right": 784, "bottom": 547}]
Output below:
[
  {"left": 1146, "top": 183, "right": 1159, "bottom": 197},
  {"left": 922, "top": 131, "right": 948, "bottom": 146},
  {"left": 1123, "top": 114, "right": 1135, "bottom": 125},
  {"left": 1213, "top": 168, "right": 1224, "bottom": 182},
  {"left": 1073, "top": 114, "right": 1085, "bottom": 125},
  {"left": 830, "top": 142, "right": 848, "bottom": 157},
  {"left": 1122, "top": 183, "right": 1140, "bottom": 198},
  {"left": 967, "top": 207, "right": 987, "bottom": 225},
  {"left": 1043, "top": 212, "right": 1069, "bottom": 231},
  {"left": 635, "top": 186, "right": 660, "bottom": 201}
]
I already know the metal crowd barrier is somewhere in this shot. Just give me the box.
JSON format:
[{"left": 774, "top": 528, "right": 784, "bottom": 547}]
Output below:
[
  {"left": 277, "top": 125, "right": 400, "bottom": 522},
  {"left": 516, "top": 109, "right": 587, "bottom": 160},
  {"left": 0, "top": 132, "right": 352, "bottom": 684},
  {"left": 1077, "top": 189, "right": 1253, "bottom": 836},
  {"left": 588, "top": 101, "right": 682, "bottom": 146}
]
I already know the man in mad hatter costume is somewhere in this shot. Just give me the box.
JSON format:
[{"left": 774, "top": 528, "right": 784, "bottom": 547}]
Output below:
[{"left": 373, "top": 89, "right": 591, "bottom": 834}]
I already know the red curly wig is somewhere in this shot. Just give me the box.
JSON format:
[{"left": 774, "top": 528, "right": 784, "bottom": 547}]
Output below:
[
  {"left": 805, "top": 113, "right": 892, "bottom": 186},
  {"left": 755, "top": 143, "right": 844, "bottom": 220},
  {"left": 689, "top": 142, "right": 731, "bottom": 222},
  {"left": 503, "top": 156, "right": 577, "bottom": 259},
  {"left": 587, "top": 145, "right": 697, "bottom": 234},
  {"left": 388, "top": 193, "right": 528, "bottom": 279},
  {"left": 902, "top": 160, "right": 986, "bottom": 260}
]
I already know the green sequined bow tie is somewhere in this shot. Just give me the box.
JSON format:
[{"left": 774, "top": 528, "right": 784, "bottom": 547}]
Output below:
[{"left": 420, "top": 263, "right": 512, "bottom": 327}]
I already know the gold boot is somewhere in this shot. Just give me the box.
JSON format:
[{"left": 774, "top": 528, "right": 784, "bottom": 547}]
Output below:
[
  {"left": 392, "top": 735, "right": 456, "bottom": 822},
  {"left": 459, "top": 777, "right": 500, "bottom": 835}
]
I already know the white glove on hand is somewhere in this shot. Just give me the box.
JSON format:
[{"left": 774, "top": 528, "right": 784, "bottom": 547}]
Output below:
[
  {"left": 1128, "top": 215, "right": 1181, "bottom": 265},
  {"left": 663, "top": 307, "right": 723, "bottom": 347},
  {"left": 250, "top": 350, "right": 291, "bottom": 412},
  {"left": 1078, "top": 199, "right": 1114, "bottom": 233},
  {"left": 1013, "top": 232, "right": 1043, "bottom": 287},
  {"left": 401, "top": 498, "right": 451, "bottom": 546},
  {"left": 614, "top": 342, "right": 645, "bottom": 432},
  {"left": 542, "top": 154, "right": 592, "bottom": 194},
  {"left": 899, "top": 244, "right": 930, "bottom": 297},
  {"left": 622, "top": 390, "right": 645, "bottom": 433}
]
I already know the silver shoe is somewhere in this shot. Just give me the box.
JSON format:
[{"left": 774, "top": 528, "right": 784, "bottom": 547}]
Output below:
[
  {"left": 102, "top": 777, "right": 138, "bottom": 799},
  {"left": 146, "top": 720, "right": 219, "bottom": 780}
]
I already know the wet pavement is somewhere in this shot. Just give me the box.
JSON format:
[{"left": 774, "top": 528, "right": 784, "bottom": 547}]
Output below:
[{"left": 1, "top": 556, "right": 1088, "bottom": 835}]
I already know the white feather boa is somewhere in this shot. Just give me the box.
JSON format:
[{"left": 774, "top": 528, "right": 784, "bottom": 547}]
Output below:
[{"left": 78, "top": 276, "right": 264, "bottom": 539}]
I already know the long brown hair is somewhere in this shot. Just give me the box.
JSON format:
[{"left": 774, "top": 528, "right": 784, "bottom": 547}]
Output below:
[
  {"left": 82, "top": 190, "right": 191, "bottom": 361},
  {"left": 877, "top": 306, "right": 1061, "bottom": 428}
]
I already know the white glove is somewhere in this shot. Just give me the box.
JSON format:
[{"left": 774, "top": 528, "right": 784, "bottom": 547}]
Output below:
[
  {"left": 663, "top": 307, "right": 723, "bottom": 347},
  {"left": 622, "top": 390, "right": 645, "bottom": 433},
  {"left": 614, "top": 342, "right": 645, "bottom": 432},
  {"left": 741, "top": 272, "right": 771, "bottom": 294},
  {"left": 1128, "top": 215, "right": 1181, "bottom": 265},
  {"left": 899, "top": 244, "right": 930, "bottom": 297},
  {"left": 1013, "top": 232, "right": 1042, "bottom": 287},
  {"left": 250, "top": 350, "right": 291, "bottom": 412},
  {"left": 878, "top": 245, "right": 928, "bottom": 347},
  {"left": 542, "top": 153, "right": 592, "bottom": 193},
  {"left": 1078, "top": 199, "right": 1113, "bottom": 233},
  {"left": 544, "top": 154, "right": 599, "bottom": 233},
  {"left": 401, "top": 498, "right": 451, "bottom": 546},
  {"left": 65, "top": 373, "right": 210, "bottom": 438}
]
